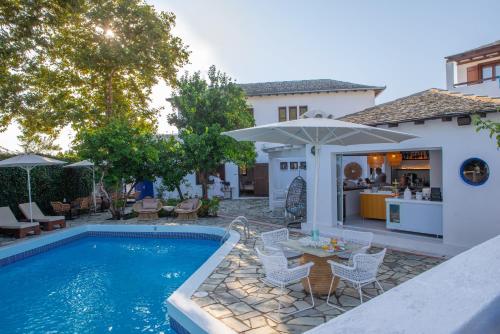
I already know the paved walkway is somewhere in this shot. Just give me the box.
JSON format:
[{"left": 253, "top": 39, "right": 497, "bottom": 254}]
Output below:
[{"left": 0, "top": 199, "right": 445, "bottom": 334}]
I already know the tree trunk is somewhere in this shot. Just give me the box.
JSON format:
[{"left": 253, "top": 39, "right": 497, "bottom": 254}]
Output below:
[
  {"left": 176, "top": 184, "right": 184, "bottom": 201},
  {"left": 105, "top": 68, "right": 116, "bottom": 117},
  {"left": 200, "top": 170, "right": 209, "bottom": 199}
]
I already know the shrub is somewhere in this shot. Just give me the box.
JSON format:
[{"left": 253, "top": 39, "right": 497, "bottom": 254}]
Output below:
[
  {"left": 0, "top": 153, "right": 92, "bottom": 218},
  {"left": 198, "top": 197, "right": 220, "bottom": 217}
]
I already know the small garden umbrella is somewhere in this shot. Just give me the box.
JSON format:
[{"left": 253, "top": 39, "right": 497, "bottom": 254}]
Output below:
[
  {"left": 222, "top": 111, "right": 417, "bottom": 237},
  {"left": 63, "top": 160, "right": 97, "bottom": 213},
  {"left": 0, "top": 154, "right": 66, "bottom": 222}
]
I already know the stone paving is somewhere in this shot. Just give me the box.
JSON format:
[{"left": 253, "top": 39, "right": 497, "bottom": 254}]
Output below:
[{"left": 0, "top": 199, "right": 445, "bottom": 333}]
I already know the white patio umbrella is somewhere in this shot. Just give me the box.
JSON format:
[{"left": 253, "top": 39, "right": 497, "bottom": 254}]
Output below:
[
  {"left": 0, "top": 154, "right": 66, "bottom": 223},
  {"left": 223, "top": 112, "right": 417, "bottom": 236},
  {"left": 63, "top": 160, "right": 97, "bottom": 213}
]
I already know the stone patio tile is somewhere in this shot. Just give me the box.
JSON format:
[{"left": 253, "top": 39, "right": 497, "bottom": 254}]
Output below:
[
  {"left": 213, "top": 292, "right": 240, "bottom": 305},
  {"left": 204, "top": 304, "right": 232, "bottom": 318},
  {"left": 249, "top": 316, "right": 268, "bottom": 329},
  {"left": 221, "top": 316, "right": 251, "bottom": 332},
  {"left": 236, "top": 310, "right": 262, "bottom": 321},
  {"left": 245, "top": 326, "right": 279, "bottom": 334},
  {"left": 227, "top": 302, "right": 254, "bottom": 315},
  {"left": 276, "top": 324, "right": 315, "bottom": 334},
  {"left": 287, "top": 316, "right": 325, "bottom": 326}
]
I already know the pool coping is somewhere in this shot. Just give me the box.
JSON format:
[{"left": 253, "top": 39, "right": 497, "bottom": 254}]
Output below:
[{"left": 0, "top": 224, "right": 239, "bottom": 334}]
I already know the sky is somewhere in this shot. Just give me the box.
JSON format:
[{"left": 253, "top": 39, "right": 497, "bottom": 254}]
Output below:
[{"left": 2, "top": 0, "right": 499, "bottom": 152}]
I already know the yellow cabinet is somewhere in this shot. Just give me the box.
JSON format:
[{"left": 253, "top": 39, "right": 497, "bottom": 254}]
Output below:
[{"left": 360, "top": 193, "right": 393, "bottom": 220}]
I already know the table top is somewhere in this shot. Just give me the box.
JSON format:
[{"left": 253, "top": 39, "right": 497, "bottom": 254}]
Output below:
[{"left": 280, "top": 239, "right": 359, "bottom": 258}]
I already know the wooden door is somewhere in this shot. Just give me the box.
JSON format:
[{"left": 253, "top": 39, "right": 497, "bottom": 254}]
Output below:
[{"left": 253, "top": 163, "right": 269, "bottom": 196}]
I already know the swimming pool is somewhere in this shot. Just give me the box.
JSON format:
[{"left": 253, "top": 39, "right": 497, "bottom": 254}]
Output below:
[{"left": 0, "top": 234, "right": 220, "bottom": 334}]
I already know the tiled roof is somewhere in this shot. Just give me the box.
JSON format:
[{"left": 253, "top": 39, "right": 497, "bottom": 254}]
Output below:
[
  {"left": 339, "top": 89, "right": 500, "bottom": 126},
  {"left": 238, "top": 79, "right": 385, "bottom": 97},
  {"left": 446, "top": 40, "right": 500, "bottom": 61}
]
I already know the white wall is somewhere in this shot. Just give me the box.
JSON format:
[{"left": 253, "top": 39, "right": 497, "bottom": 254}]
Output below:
[
  {"left": 268, "top": 148, "right": 306, "bottom": 208},
  {"left": 306, "top": 113, "right": 500, "bottom": 248},
  {"left": 247, "top": 90, "right": 377, "bottom": 126}
]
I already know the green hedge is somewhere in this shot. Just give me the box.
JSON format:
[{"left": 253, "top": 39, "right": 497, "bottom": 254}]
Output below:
[{"left": 0, "top": 154, "right": 92, "bottom": 218}]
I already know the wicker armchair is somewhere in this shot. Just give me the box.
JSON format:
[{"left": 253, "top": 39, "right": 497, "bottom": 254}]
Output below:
[
  {"left": 174, "top": 198, "right": 202, "bottom": 220},
  {"left": 133, "top": 197, "right": 162, "bottom": 220},
  {"left": 50, "top": 201, "right": 71, "bottom": 217}
]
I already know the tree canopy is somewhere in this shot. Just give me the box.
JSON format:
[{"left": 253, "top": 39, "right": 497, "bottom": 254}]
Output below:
[
  {"left": 0, "top": 0, "right": 189, "bottom": 150},
  {"left": 169, "top": 65, "right": 256, "bottom": 198},
  {"left": 75, "top": 117, "right": 160, "bottom": 217}
]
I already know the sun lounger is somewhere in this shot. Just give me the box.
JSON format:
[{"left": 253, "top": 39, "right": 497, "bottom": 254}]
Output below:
[
  {"left": 19, "top": 203, "right": 66, "bottom": 231},
  {"left": 0, "top": 206, "right": 40, "bottom": 238}
]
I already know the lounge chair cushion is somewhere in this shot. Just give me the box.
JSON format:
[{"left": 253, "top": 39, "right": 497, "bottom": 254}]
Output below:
[
  {"left": 142, "top": 198, "right": 158, "bottom": 209},
  {"left": 179, "top": 200, "right": 194, "bottom": 210},
  {"left": 1, "top": 222, "right": 39, "bottom": 229},
  {"left": 0, "top": 207, "right": 39, "bottom": 229},
  {"left": 37, "top": 216, "right": 65, "bottom": 222}
]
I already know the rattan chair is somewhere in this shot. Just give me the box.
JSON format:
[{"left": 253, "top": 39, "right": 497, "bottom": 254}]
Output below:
[
  {"left": 133, "top": 197, "right": 162, "bottom": 220},
  {"left": 174, "top": 198, "right": 202, "bottom": 220}
]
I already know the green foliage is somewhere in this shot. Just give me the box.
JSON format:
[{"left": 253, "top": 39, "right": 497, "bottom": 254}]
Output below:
[
  {"left": 168, "top": 65, "right": 256, "bottom": 198},
  {"left": 74, "top": 118, "right": 160, "bottom": 218},
  {"left": 156, "top": 135, "right": 191, "bottom": 200},
  {"left": 198, "top": 197, "right": 220, "bottom": 217},
  {"left": 473, "top": 112, "right": 500, "bottom": 148},
  {"left": 0, "top": 0, "right": 189, "bottom": 149},
  {"left": 0, "top": 153, "right": 92, "bottom": 218}
]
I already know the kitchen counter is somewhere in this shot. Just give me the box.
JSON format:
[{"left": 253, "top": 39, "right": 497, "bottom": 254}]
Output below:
[
  {"left": 386, "top": 197, "right": 443, "bottom": 236},
  {"left": 386, "top": 198, "right": 442, "bottom": 205}
]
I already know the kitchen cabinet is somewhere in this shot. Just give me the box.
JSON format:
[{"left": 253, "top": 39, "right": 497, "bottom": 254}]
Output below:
[{"left": 360, "top": 192, "right": 394, "bottom": 220}]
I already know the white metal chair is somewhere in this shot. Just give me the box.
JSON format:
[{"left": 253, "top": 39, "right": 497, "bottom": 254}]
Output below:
[
  {"left": 255, "top": 246, "right": 315, "bottom": 314},
  {"left": 341, "top": 230, "right": 373, "bottom": 261},
  {"left": 326, "top": 248, "right": 386, "bottom": 311},
  {"left": 261, "top": 228, "right": 303, "bottom": 259}
]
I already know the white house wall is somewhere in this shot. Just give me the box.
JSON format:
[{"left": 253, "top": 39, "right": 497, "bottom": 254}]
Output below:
[
  {"left": 247, "top": 91, "right": 376, "bottom": 124},
  {"left": 306, "top": 112, "right": 500, "bottom": 248},
  {"left": 268, "top": 147, "right": 306, "bottom": 209}
]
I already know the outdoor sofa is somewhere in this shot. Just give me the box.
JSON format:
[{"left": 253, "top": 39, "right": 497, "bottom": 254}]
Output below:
[
  {"left": 0, "top": 206, "right": 41, "bottom": 238},
  {"left": 19, "top": 203, "right": 66, "bottom": 231}
]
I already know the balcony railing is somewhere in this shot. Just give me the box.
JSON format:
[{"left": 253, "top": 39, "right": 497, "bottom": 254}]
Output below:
[{"left": 454, "top": 76, "right": 500, "bottom": 87}]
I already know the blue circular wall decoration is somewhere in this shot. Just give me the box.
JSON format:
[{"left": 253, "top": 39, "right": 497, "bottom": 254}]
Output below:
[{"left": 460, "top": 158, "right": 489, "bottom": 186}]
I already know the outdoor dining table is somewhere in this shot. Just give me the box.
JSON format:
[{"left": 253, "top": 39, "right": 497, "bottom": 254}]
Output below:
[{"left": 279, "top": 239, "right": 361, "bottom": 296}]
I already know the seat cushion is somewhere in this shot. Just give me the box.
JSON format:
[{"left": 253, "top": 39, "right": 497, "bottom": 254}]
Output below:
[
  {"left": 142, "top": 199, "right": 158, "bottom": 209},
  {"left": 179, "top": 200, "right": 194, "bottom": 210}
]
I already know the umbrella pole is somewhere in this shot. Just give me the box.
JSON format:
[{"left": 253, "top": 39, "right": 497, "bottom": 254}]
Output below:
[
  {"left": 26, "top": 167, "right": 33, "bottom": 223},
  {"left": 312, "top": 144, "right": 320, "bottom": 240}
]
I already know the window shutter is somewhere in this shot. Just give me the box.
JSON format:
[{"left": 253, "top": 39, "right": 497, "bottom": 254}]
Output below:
[
  {"left": 288, "top": 106, "right": 297, "bottom": 120},
  {"left": 466, "top": 66, "right": 479, "bottom": 84},
  {"left": 278, "top": 107, "right": 287, "bottom": 122}
]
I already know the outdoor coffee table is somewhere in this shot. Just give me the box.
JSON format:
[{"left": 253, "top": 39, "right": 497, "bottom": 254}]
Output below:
[{"left": 280, "top": 239, "right": 359, "bottom": 296}]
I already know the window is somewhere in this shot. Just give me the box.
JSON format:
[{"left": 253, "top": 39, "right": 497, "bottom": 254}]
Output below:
[
  {"left": 278, "top": 107, "right": 287, "bottom": 122},
  {"left": 299, "top": 106, "right": 308, "bottom": 117},
  {"left": 288, "top": 106, "right": 297, "bottom": 120},
  {"left": 482, "top": 66, "right": 493, "bottom": 80},
  {"left": 496, "top": 65, "right": 500, "bottom": 79}
]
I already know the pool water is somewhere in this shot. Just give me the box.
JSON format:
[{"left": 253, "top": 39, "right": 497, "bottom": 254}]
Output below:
[{"left": 0, "top": 236, "right": 219, "bottom": 334}]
